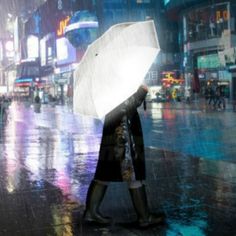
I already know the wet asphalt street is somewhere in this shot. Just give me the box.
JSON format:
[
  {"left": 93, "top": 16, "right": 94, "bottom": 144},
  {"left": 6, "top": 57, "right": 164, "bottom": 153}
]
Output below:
[{"left": 0, "top": 100, "right": 235, "bottom": 236}]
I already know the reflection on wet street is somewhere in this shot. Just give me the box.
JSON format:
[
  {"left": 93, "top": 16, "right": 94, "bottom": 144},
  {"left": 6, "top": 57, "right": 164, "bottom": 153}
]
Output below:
[{"left": 0, "top": 101, "right": 235, "bottom": 235}]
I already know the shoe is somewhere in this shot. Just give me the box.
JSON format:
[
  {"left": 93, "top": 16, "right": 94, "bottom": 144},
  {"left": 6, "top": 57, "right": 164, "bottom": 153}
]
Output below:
[
  {"left": 83, "top": 180, "right": 112, "bottom": 225},
  {"left": 129, "top": 185, "right": 166, "bottom": 228},
  {"left": 138, "top": 212, "right": 165, "bottom": 228},
  {"left": 83, "top": 209, "right": 112, "bottom": 225}
]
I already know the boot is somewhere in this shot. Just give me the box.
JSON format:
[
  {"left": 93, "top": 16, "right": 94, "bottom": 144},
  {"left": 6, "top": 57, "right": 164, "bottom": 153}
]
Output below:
[
  {"left": 83, "top": 180, "right": 112, "bottom": 225},
  {"left": 129, "top": 185, "right": 165, "bottom": 228}
]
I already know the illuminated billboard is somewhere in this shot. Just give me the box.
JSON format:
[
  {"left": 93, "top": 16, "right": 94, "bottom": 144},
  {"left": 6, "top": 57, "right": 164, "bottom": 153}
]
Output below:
[
  {"left": 27, "top": 35, "right": 39, "bottom": 59},
  {"left": 40, "top": 38, "right": 46, "bottom": 66},
  {"left": 40, "top": 33, "right": 55, "bottom": 67},
  {"left": 56, "top": 37, "right": 76, "bottom": 66}
]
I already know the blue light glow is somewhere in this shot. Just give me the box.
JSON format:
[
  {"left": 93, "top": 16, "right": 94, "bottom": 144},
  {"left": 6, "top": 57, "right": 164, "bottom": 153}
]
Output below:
[{"left": 164, "top": 0, "right": 170, "bottom": 5}]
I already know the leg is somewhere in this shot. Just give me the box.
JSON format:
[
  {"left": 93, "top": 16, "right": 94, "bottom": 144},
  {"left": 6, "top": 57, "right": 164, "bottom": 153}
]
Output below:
[
  {"left": 208, "top": 97, "right": 212, "bottom": 105},
  {"left": 83, "top": 180, "right": 112, "bottom": 224},
  {"left": 222, "top": 98, "right": 226, "bottom": 109},
  {"left": 218, "top": 99, "right": 221, "bottom": 109},
  {"left": 128, "top": 182, "right": 165, "bottom": 228},
  {"left": 213, "top": 97, "right": 217, "bottom": 109}
]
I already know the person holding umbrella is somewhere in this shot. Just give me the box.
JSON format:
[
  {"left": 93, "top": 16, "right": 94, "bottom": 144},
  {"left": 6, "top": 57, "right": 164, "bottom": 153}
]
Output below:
[
  {"left": 83, "top": 84, "right": 165, "bottom": 228},
  {"left": 66, "top": 19, "right": 164, "bottom": 228}
]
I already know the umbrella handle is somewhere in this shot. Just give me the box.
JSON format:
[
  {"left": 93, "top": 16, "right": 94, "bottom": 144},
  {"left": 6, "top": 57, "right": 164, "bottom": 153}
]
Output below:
[{"left": 143, "top": 99, "right": 147, "bottom": 111}]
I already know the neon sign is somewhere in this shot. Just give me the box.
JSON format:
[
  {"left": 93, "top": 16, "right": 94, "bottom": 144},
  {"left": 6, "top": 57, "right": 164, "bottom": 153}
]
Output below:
[
  {"left": 57, "top": 16, "right": 70, "bottom": 37},
  {"left": 161, "top": 71, "right": 184, "bottom": 87}
]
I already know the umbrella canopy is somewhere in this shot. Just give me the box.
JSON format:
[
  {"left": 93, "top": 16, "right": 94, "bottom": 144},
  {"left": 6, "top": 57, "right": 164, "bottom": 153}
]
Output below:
[{"left": 73, "top": 20, "right": 160, "bottom": 119}]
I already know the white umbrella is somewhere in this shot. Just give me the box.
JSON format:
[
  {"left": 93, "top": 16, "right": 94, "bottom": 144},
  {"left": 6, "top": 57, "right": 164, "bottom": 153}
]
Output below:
[{"left": 73, "top": 20, "right": 160, "bottom": 119}]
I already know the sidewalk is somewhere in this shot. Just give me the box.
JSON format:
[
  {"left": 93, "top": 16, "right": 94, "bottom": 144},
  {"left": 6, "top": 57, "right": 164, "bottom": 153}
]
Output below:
[
  {"left": 0, "top": 101, "right": 235, "bottom": 235},
  {"left": 0, "top": 147, "right": 234, "bottom": 235}
]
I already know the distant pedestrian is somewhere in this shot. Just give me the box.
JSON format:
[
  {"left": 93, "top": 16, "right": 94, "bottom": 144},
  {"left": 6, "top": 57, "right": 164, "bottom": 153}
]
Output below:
[
  {"left": 34, "top": 95, "right": 41, "bottom": 113},
  {"left": 34, "top": 95, "right": 41, "bottom": 104},
  {"left": 204, "top": 86, "right": 210, "bottom": 103},
  {"left": 215, "top": 86, "right": 226, "bottom": 110},
  {"left": 0, "top": 96, "right": 10, "bottom": 123},
  {"left": 185, "top": 88, "right": 191, "bottom": 103},
  {"left": 172, "top": 88, "right": 177, "bottom": 102},
  {"left": 207, "top": 86, "right": 215, "bottom": 108}
]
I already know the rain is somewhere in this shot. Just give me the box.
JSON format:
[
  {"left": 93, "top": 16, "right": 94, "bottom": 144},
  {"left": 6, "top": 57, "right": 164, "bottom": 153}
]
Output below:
[{"left": 0, "top": 0, "right": 235, "bottom": 235}]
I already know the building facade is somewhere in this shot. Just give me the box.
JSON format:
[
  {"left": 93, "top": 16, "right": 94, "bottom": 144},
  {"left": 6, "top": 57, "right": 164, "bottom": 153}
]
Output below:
[
  {"left": 13, "top": 0, "right": 166, "bottom": 101},
  {"left": 163, "top": 0, "right": 236, "bottom": 99}
]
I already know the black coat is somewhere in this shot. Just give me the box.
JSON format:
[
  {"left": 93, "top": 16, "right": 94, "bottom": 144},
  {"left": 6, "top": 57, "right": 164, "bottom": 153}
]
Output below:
[{"left": 94, "top": 86, "right": 147, "bottom": 182}]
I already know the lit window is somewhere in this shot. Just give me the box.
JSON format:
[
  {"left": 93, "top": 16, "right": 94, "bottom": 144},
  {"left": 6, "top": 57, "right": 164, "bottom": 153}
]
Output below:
[{"left": 137, "top": 0, "right": 151, "bottom": 3}]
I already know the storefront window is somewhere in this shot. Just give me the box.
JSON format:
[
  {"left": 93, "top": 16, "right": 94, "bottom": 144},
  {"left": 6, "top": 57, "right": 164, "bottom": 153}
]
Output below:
[
  {"left": 136, "top": 0, "right": 151, "bottom": 3},
  {"left": 197, "top": 54, "right": 221, "bottom": 69},
  {"left": 184, "top": 3, "right": 230, "bottom": 42}
]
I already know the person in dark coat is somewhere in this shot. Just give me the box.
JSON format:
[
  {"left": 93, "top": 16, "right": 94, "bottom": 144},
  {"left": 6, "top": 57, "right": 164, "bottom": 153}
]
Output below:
[
  {"left": 34, "top": 95, "right": 41, "bottom": 103},
  {"left": 83, "top": 85, "right": 165, "bottom": 228}
]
